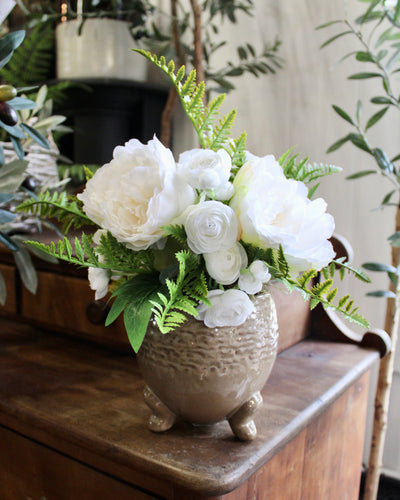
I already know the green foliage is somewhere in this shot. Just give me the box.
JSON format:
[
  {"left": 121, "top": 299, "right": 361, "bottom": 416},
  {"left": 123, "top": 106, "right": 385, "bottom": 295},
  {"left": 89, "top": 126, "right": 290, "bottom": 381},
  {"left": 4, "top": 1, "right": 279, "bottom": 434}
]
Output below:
[
  {"left": 294, "top": 258, "right": 369, "bottom": 327},
  {"left": 242, "top": 242, "right": 369, "bottom": 327},
  {"left": 227, "top": 132, "right": 247, "bottom": 170},
  {"left": 106, "top": 273, "right": 161, "bottom": 353},
  {"left": 319, "top": 0, "right": 400, "bottom": 310},
  {"left": 134, "top": 50, "right": 246, "bottom": 156},
  {"left": 0, "top": 23, "right": 54, "bottom": 88},
  {"left": 24, "top": 230, "right": 156, "bottom": 278},
  {"left": 24, "top": 234, "right": 100, "bottom": 269},
  {"left": 97, "top": 231, "right": 154, "bottom": 274},
  {"left": 146, "top": 1, "right": 282, "bottom": 95},
  {"left": 320, "top": 2, "right": 400, "bottom": 210},
  {"left": 278, "top": 149, "right": 342, "bottom": 197},
  {"left": 206, "top": 39, "right": 283, "bottom": 93},
  {"left": 16, "top": 191, "right": 93, "bottom": 233},
  {"left": 0, "top": 31, "right": 25, "bottom": 70},
  {"left": 0, "top": 31, "right": 56, "bottom": 303},
  {"left": 162, "top": 225, "right": 187, "bottom": 246},
  {"left": 150, "top": 250, "right": 210, "bottom": 333}
]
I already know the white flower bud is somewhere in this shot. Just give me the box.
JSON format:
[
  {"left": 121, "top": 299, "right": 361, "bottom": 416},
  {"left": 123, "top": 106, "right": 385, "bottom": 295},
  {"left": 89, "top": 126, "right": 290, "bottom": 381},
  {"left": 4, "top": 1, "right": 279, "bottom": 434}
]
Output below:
[
  {"left": 197, "top": 289, "right": 254, "bottom": 328},
  {"left": 204, "top": 242, "right": 248, "bottom": 285}
]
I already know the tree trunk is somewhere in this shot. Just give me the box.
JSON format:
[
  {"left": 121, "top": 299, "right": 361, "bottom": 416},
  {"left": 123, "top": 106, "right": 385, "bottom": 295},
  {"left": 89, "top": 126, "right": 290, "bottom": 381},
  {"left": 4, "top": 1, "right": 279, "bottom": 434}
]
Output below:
[
  {"left": 160, "top": 0, "right": 186, "bottom": 147},
  {"left": 363, "top": 205, "right": 400, "bottom": 500}
]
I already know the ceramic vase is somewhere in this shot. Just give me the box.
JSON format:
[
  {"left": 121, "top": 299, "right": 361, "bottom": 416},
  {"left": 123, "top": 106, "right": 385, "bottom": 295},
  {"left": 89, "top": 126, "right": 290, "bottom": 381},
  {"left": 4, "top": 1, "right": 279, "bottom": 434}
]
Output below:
[{"left": 137, "top": 291, "right": 279, "bottom": 441}]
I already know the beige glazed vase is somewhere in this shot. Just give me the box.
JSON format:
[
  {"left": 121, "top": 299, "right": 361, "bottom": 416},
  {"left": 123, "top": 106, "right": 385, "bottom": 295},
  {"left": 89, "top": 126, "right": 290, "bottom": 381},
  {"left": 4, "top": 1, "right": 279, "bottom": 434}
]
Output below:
[{"left": 137, "top": 291, "right": 279, "bottom": 441}]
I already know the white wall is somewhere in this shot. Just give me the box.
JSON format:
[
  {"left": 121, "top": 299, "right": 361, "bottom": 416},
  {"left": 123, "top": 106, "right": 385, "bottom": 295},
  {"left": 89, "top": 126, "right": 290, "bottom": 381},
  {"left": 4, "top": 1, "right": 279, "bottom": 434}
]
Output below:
[{"left": 189, "top": 0, "right": 400, "bottom": 478}]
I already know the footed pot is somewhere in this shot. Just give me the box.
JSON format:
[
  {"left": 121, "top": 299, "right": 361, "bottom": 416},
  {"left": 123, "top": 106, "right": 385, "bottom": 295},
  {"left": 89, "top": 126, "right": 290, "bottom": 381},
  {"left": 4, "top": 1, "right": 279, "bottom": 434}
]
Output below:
[{"left": 137, "top": 291, "right": 279, "bottom": 441}]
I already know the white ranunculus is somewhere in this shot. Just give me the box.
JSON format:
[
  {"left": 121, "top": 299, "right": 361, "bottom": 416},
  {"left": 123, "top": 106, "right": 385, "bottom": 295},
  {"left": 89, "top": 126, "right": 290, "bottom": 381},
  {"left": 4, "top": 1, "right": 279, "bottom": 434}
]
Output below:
[
  {"left": 204, "top": 242, "right": 248, "bottom": 285},
  {"left": 230, "top": 153, "right": 335, "bottom": 272},
  {"left": 179, "top": 148, "right": 232, "bottom": 198},
  {"left": 184, "top": 200, "right": 239, "bottom": 254},
  {"left": 239, "top": 260, "right": 271, "bottom": 295},
  {"left": 212, "top": 181, "right": 234, "bottom": 201},
  {"left": 197, "top": 289, "right": 254, "bottom": 328},
  {"left": 77, "top": 136, "right": 196, "bottom": 251},
  {"left": 88, "top": 267, "right": 110, "bottom": 300}
]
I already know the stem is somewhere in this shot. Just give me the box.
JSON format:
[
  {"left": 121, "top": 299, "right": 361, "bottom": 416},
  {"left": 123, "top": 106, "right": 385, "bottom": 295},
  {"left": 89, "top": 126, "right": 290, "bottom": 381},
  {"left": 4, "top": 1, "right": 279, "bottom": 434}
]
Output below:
[
  {"left": 355, "top": 124, "right": 400, "bottom": 191},
  {"left": 160, "top": 0, "right": 187, "bottom": 148},
  {"left": 190, "top": 0, "right": 206, "bottom": 102},
  {"left": 345, "top": 19, "right": 400, "bottom": 111},
  {"left": 363, "top": 205, "right": 400, "bottom": 500}
]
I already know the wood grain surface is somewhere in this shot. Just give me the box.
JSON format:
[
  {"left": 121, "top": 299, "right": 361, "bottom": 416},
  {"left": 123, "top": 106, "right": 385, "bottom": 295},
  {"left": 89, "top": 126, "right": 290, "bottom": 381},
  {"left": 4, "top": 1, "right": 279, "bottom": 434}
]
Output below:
[{"left": 0, "top": 320, "right": 378, "bottom": 497}]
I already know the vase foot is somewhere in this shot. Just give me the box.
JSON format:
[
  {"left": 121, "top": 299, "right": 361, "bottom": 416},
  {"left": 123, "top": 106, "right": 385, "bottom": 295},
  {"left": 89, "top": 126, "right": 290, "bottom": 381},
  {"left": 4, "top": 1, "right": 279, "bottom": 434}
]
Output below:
[
  {"left": 228, "top": 391, "right": 263, "bottom": 441},
  {"left": 143, "top": 386, "right": 177, "bottom": 432}
]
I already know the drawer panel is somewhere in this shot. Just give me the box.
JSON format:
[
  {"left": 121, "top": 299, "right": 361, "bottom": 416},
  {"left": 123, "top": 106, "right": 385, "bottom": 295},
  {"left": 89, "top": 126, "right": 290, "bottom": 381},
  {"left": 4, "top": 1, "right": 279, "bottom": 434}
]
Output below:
[
  {"left": 0, "top": 425, "right": 157, "bottom": 500},
  {"left": 21, "top": 270, "right": 130, "bottom": 350},
  {"left": 0, "top": 263, "right": 17, "bottom": 315}
]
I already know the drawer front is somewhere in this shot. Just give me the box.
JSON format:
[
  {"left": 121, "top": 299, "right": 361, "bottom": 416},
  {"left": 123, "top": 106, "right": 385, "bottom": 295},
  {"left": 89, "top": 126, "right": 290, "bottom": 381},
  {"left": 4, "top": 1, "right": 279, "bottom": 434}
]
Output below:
[
  {"left": 21, "top": 270, "right": 130, "bottom": 350},
  {"left": 0, "top": 425, "right": 158, "bottom": 500},
  {"left": 0, "top": 263, "right": 17, "bottom": 315}
]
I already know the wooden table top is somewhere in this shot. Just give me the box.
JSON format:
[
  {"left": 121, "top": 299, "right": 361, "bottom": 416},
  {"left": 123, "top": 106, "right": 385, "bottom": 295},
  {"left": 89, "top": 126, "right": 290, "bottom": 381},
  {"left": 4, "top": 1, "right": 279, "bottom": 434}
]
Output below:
[{"left": 0, "top": 319, "right": 379, "bottom": 497}]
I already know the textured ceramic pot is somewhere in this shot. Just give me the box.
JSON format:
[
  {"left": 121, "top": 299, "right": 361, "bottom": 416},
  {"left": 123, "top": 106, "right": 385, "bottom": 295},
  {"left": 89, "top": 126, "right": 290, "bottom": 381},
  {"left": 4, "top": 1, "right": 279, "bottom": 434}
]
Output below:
[
  {"left": 55, "top": 19, "right": 147, "bottom": 81},
  {"left": 137, "top": 291, "right": 279, "bottom": 440}
]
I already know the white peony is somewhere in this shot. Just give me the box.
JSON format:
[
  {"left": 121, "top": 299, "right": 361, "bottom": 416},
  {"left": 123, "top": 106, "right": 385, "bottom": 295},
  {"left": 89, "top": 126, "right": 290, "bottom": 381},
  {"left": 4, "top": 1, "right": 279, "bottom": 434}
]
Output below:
[
  {"left": 179, "top": 148, "right": 233, "bottom": 200},
  {"left": 88, "top": 267, "right": 110, "bottom": 300},
  {"left": 204, "top": 242, "right": 248, "bottom": 285},
  {"left": 77, "top": 136, "right": 196, "bottom": 251},
  {"left": 197, "top": 289, "right": 254, "bottom": 328},
  {"left": 230, "top": 153, "right": 335, "bottom": 272},
  {"left": 184, "top": 200, "right": 239, "bottom": 254},
  {"left": 239, "top": 260, "right": 271, "bottom": 295}
]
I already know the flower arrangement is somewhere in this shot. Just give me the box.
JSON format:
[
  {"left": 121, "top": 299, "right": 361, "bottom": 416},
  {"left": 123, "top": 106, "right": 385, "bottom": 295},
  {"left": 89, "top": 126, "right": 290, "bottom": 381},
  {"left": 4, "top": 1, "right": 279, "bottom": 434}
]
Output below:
[{"left": 17, "top": 50, "right": 370, "bottom": 352}]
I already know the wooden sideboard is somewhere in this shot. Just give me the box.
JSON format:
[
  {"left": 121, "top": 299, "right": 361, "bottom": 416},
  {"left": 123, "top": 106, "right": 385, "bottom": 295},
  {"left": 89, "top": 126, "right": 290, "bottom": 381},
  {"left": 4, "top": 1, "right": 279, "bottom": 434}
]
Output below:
[
  {"left": 0, "top": 319, "right": 378, "bottom": 500},
  {"left": 0, "top": 237, "right": 390, "bottom": 499}
]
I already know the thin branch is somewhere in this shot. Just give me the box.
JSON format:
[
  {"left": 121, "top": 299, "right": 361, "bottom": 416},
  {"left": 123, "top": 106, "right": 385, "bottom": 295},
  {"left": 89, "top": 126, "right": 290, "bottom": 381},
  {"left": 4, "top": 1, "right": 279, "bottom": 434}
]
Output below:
[
  {"left": 364, "top": 205, "right": 400, "bottom": 500},
  {"left": 190, "top": 0, "right": 206, "bottom": 93},
  {"left": 345, "top": 19, "right": 400, "bottom": 111},
  {"left": 160, "top": 0, "right": 187, "bottom": 147}
]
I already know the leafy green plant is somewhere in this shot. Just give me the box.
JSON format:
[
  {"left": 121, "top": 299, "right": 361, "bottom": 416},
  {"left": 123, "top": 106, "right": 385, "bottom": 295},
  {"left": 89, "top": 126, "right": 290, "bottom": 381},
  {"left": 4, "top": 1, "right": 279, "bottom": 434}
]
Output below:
[
  {"left": 0, "top": 30, "right": 63, "bottom": 305},
  {"left": 146, "top": 0, "right": 282, "bottom": 94},
  {"left": 319, "top": 2, "right": 400, "bottom": 497}
]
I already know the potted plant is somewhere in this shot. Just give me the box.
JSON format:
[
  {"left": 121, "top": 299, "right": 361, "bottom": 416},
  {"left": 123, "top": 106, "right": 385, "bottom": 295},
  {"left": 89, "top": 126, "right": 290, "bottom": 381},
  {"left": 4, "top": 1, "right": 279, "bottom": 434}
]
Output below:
[
  {"left": 17, "top": 49, "right": 372, "bottom": 440},
  {"left": 55, "top": 0, "right": 152, "bottom": 80},
  {"left": 0, "top": 29, "right": 67, "bottom": 305}
]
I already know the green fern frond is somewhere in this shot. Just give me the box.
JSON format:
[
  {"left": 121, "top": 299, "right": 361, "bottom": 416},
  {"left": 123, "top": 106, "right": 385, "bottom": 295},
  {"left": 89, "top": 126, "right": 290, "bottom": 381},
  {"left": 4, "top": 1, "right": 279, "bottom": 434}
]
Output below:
[
  {"left": 150, "top": 249, "right": 209, "bottom": 333},
  {"left": 326, "top": 287, "right": 338, "bottom": 302},
  {"left": 228, "top": 132, "right": 248, "bottom": 170},
  {"left": 302, "top": 163, "right": 343, "bottom": 183},
  {"left": 24, "top": 235, "right": 101, "bottom": 268},
  {"left": 311, "top": 279, "right": 334, "bottom": 297},
  {"left": 320, "top": 258, "right": 371, "bottom": 283},
  {"left": 279, "top": 150, "right": 341, "bottom": 185},
  {"left": 134, "top": 49, "right": 244, "bottom": 154},
  {"left": 16, "top": 191, "right": 93, "bottom": 233},
  {"left": 297, "top": 269, "right": 318, "bottom": 288},
  {"left": 163, "top": 224, "right": 187, "bottom": 246},
  {"left": 1, "top": 23, "right": 54, "bottom": 87},
  {"left": 24, "top": 232, "right": 153, "bottom": 276},
  {"left": 276, "top": 246, "right": 290, "bottom": 278},
  {"left": 97, "top": 232, "right": 154, "bottom": 274},
  {"left": 338, "top": 294, "right": 351, "bottom": 308},
  {"left": 199, "top": 94, "right": 225, "bottom": 136},
  {"left": 206, "top": 109, "right": 237, "bottom": 150},
  {"left": 295, "top": 276, "right": 368, "bottom": 327}
]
